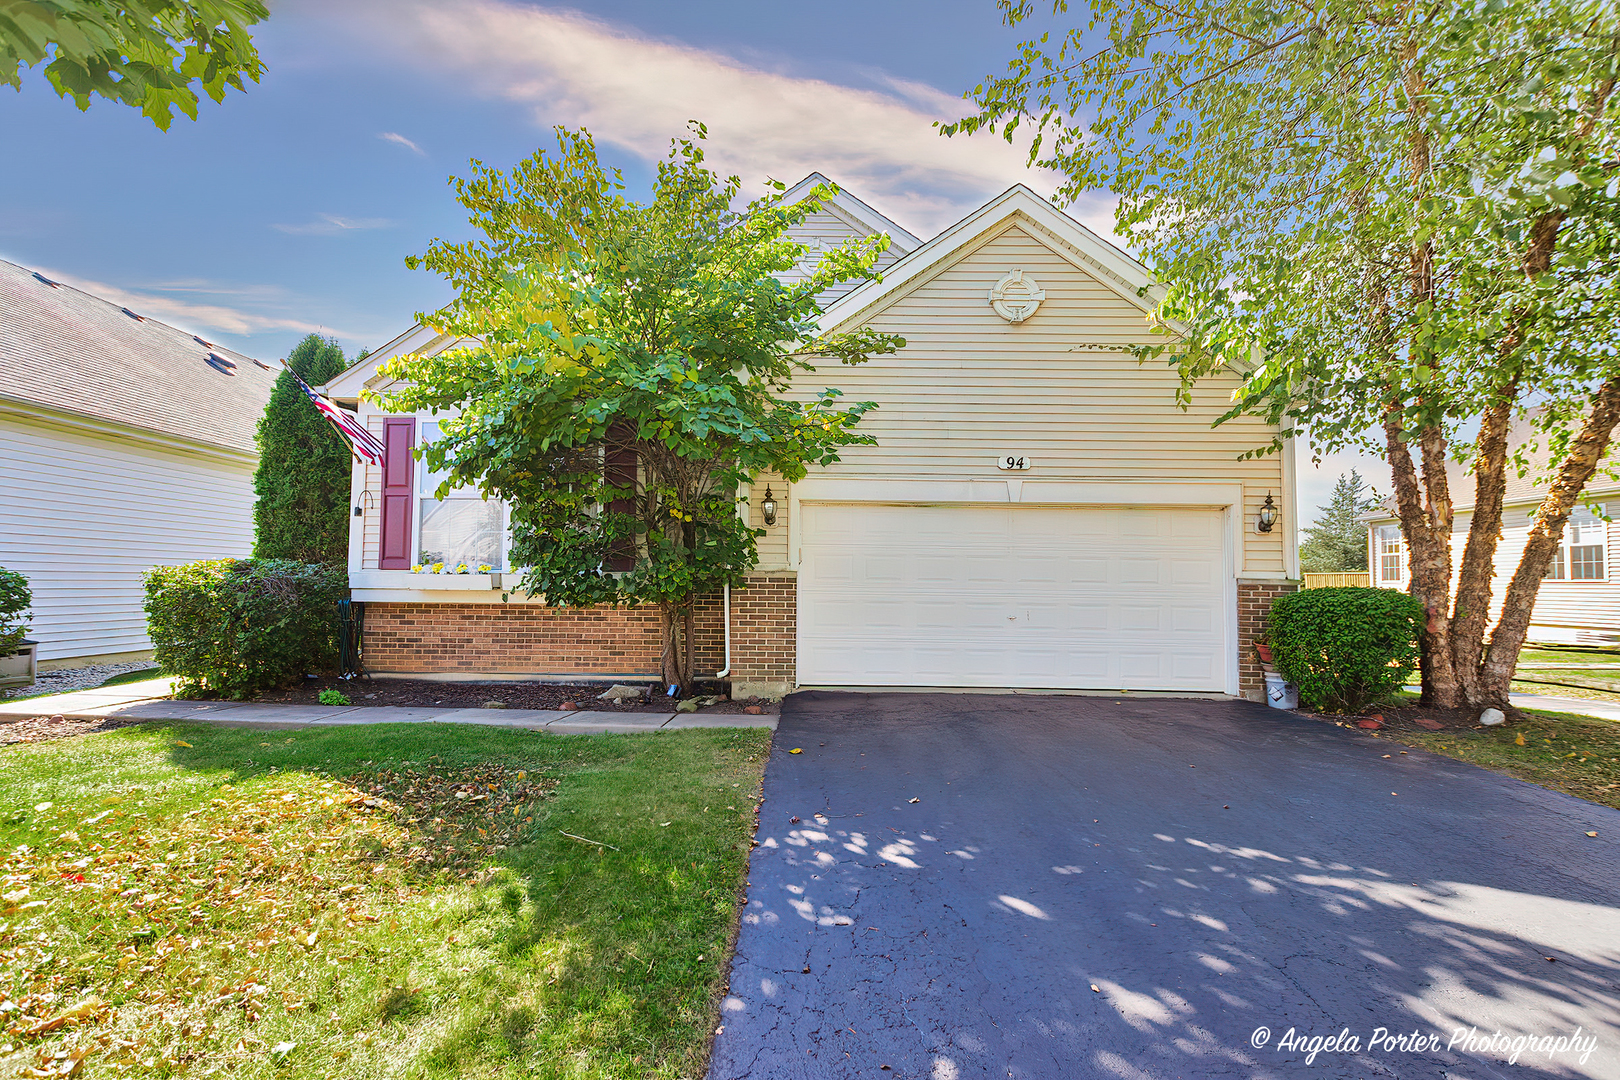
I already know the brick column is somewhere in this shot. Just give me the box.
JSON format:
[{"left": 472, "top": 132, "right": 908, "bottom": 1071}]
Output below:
[
  {"left": 730, "top": 573, "right": 796, "bottom": 699},
  {"left": 1237, "top": 579, "right": 1299, "bottom": 701}
]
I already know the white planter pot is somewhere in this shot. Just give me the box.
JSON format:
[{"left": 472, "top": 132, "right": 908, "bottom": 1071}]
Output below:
[
  {"left": 0, "top": 641, "right": 37, "bottom": 689},
  {"left": 1264, "top": 670, "right": 1298, "bottom": 710}
]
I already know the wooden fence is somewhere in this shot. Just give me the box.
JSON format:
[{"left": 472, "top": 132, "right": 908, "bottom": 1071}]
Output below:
[{"left": 1301, "top": 572, "right": 1371, "bottom": 589}]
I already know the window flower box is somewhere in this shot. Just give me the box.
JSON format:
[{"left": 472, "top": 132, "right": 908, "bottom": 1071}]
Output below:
[{"left": 0, "top": 640, "right": 37, "bottom": 689}]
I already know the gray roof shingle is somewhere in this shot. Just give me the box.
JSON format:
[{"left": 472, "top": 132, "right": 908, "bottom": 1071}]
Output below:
[{"left": 0, "top": 259, "right": 280, "bottom": 455}]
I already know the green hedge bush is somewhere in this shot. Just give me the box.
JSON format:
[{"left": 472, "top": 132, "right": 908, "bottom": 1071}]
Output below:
[
  {"left": 1268, "top": 586, "right": 1425, "bottom": 713},
  {"left": 144, "top": 559, "right": 348, "bottom": 699},
  {"left": 0, "top": 567, "right": 30, "bottom": 653}
]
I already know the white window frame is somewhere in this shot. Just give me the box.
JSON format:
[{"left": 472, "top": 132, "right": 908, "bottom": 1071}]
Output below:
[
  {"left": 1376, "top": 524, "right": 1405, "bottom": 583},
  {"left": 413, "top": 419, "right": 511, "bottom": 572},
  {"left": 1547, "top": 504, "right": 1607, "bottom": 583}
]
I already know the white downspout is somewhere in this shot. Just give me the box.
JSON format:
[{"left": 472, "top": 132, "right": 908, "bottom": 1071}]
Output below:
[{"left": 714, "top": 583, "right": 732, "bottom": 678}]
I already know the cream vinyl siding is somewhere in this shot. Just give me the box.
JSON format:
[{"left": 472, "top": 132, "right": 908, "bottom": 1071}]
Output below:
[
  {"left": 780, "top": 207, "right": 905, "bottom": 307},
  {"left": 757, "top": 221, "right": 1286, "bottom": 575},
  {"left": 359, "top": 412, "right": 384, "bottom": 569},
  {"left": 0, "top": 414, "right": 256, "bottom": 661},
  {"left": 748, "top": 469, "right": 789, "bottom": 571}
]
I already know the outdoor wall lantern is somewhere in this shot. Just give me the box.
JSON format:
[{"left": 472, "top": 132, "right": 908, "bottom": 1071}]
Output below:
[
  {"left": 761, "top": 486, "right": 778, "bottom": 527},
  {"left": 1257, "top": 492, "right": 1279, "bottom": 533},
  {"left": 354, "top": 489, "right": 374, "bottom": 518}
]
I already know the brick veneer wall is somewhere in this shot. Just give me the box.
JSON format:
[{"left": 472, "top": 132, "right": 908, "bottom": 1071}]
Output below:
[
  {"left": 1238, "top": 579, "right": 1300, "bottom": 700},
  {"left": 361, "top": 594, "right": 724, "bottom": 678},
  {"left": 731, "top": 574, "right": 796, "bottom": 698}
]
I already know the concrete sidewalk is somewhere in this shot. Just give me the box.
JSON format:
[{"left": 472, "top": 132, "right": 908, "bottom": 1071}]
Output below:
[{"left": 0, "top": 678, "right": 777, "bottom": 734}]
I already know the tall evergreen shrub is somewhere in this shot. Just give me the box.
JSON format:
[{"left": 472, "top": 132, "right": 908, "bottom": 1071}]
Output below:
[{"left": 252, "top": 334, "right": 351, "bottom": 562}]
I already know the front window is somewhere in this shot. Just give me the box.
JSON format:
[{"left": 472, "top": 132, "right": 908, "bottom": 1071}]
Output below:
[
  {"left": 1377, "top": 525, "right": 1404, "bottom": 582},
  {"left": 417, "top": 421, "right": 506, "bottom": 571},
  {"left": 1547, "top": 505, "right": 1606, "bottom": 582}
]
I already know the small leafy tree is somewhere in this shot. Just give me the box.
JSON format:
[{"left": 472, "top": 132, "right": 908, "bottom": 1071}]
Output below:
[
  {"left": 252, "top": 334, "right": 351, "bottom": 564},
  {"left": 0, "top": 0, "right": 268, "bottom": 129},
  {"left": 379, "top": 127, "right": 904, "bottom": 693},
  {"left": 1300, "top": 471, "right": 1381, "bottom": 574},
  {"left": 0, "top": 567, "right": 31, "bottom": 653}
]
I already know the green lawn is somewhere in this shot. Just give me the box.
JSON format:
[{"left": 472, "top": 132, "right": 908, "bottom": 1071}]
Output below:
[
  {"left": 0, "top": 722, "right": 770, "bottom": 1078},
  {"left": 1387, "top": 708, "right": 1620, "bottom": 811},
  {"left": 97, "top": 668, "right": 164, "bottom": 689}
]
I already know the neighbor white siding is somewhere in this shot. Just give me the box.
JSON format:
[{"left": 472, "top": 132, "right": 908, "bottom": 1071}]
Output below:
[
  {"left": 1373, "top": 503, "right": 1620, "bottom": 642},
  {"left": 752, "top": 220, "right": 1288, "bottom": 576},
  {"left": 0, "top": 414, "right": 257, "bottom": 661}
]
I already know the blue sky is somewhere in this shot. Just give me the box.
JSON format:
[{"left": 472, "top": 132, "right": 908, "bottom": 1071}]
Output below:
[{"left": 0, "top": 0, "right": 1377, "bottom": 515}]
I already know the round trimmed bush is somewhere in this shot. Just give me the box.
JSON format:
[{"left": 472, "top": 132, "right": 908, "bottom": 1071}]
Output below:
[{"left": 1268, "top": 586, "right": 1424, "bottom": 713}]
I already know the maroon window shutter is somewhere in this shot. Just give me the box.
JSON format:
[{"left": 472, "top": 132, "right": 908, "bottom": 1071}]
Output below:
[
  {"left": 379, "top": 418, "right": 415, "bottom": 569},
  {"left": 604, "top": 423, "right": 637, "bottom": 572}
]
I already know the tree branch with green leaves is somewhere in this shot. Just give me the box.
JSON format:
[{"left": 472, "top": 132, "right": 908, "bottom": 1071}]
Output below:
[{"left": 376, "top": 126, "right": 905, "bottom": 693}]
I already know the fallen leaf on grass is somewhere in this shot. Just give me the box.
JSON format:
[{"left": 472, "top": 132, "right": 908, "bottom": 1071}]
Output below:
[{"left": 174, "top": 741, "right": 192, "bottom": 748}]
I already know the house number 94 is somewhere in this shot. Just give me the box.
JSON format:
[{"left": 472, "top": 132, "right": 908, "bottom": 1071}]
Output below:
[{"left": 997, "top": 455, "right": 1032, "bottom": 471}]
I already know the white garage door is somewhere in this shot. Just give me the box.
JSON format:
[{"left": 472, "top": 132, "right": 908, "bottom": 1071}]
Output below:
[{"left": 797, "top": 503, "right": 1230, "bottom": 691}]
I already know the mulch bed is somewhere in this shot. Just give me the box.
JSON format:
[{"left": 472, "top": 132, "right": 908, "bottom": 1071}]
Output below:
[
  {"left": 1297, "top": 703, "right": 1508, "bottom": 734},
  {"left": 253, "top": 675, "right": 779, "bottom": 715},
  {"left": 0, "top": 714, "right": 151, "bottom": 745}
]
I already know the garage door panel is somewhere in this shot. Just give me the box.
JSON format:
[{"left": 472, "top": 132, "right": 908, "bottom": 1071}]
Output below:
[
  {"left": 1117, "top": 559, "right": 1165, "bottom": 586},
  {"left": 799, "top": 503, "right": 1228, "bottom": 691}
]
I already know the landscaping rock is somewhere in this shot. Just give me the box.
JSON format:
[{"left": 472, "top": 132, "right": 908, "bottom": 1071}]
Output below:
[
  {"left": 743, "top": 705, "right": 764, "bottom": 715},
  {"left": 1480, "top": 707, "right": 1506, "bottom": 727},
  {"left": 558, "top": 702, "right": 579, "bottom": 711},
  {"left": 675, "top": 698, "right": 700, "bottom": 713},
  {"left": 1356, "top": 719, "right": 1383, "bottom": 730},
  {"left": 479, "top": 701, "right": 507, "bottom": 710},
  {"left": 597, "top": 684, "right": 646, "bottom": 702}
]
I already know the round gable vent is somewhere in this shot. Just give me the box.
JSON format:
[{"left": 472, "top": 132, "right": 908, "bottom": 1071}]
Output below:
[{"left": 989, "top": 269, "right": 1045, "bottom": 323}]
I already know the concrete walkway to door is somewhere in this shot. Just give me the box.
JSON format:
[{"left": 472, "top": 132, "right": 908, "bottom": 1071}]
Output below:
[{"left": 710, "top": 691, "right": 1620, "bottom": 1080}]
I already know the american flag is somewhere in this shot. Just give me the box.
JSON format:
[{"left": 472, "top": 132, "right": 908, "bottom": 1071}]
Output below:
[{"left": 286, "top": 365, "right": 388, "bottom": 466}]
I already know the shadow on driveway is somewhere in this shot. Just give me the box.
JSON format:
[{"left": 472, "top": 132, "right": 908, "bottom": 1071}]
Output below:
[{"left": 710, "top": 692, "right": 1620, "bottom": 1080}]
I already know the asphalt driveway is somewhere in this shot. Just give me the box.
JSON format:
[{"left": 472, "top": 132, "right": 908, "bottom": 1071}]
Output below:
[{"left": 709, "top": 692, "right": 1620, "bottom": 1080}]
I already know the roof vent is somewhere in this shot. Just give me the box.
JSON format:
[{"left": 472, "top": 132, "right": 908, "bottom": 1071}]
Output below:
[
  {"left": 32, "top": 272, "right": 60, "bottom": 288},
  {"left": 205, "top": 351, "right": 238, "bottom": 376},
  {"left": 193, "top": 334, "right": 214, "bottom": 348},
  {"left": 121, "top": 307, "right": 145, "bottom": 321}
]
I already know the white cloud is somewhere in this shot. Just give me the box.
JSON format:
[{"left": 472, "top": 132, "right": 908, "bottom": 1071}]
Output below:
[
  {"left": 34, "top": 266, "right": 350, "bottom": 340},
  {"left": 272, "top": 213, "right": 397, "bottom": 236},
  {"left": 378, "top": 131, "right": 426, "bottom": 155},
  {"left": 352, "top": 0, "right": 1115, "bottom": 238}
]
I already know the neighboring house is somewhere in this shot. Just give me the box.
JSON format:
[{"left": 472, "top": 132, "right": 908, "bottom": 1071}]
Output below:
[
  {"left": 1365, "top": 422, "right": 1620, "bottom": 646},
  {"left": 322, "top": 177, "right": 1298, "bottom": 699},
  {"left": 0, "top": 259, "right": 279, "bottom": 666}
]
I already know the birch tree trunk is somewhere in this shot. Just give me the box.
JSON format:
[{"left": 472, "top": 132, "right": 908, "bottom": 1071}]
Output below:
[
  {"left": 1474, "top": 377, "right": 1620, "bottom": 705},
  {"left": 1385, "top": 412, "right": 1461, "bottom": 707},
  {"left": 1449, "top": 393, "right": 1517, "bottom": 705}
]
